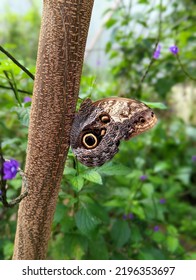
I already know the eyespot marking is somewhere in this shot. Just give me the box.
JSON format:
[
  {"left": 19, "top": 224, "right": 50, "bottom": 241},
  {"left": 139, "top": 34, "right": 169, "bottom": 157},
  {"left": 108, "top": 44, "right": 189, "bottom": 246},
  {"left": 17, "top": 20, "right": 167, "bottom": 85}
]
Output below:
[
  {"left": 100, "top": 114, "right": 110, "bottom": 124},
  {"left": 82, "top": 133, "right": 98, "bottom": 149}
]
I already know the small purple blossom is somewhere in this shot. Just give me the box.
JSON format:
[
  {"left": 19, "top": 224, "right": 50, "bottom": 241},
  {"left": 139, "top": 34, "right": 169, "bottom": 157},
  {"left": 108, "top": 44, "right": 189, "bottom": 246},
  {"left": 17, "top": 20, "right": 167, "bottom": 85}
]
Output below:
[
  {"left": 169, "top": 45, "right": 179, "bottom": 55},
  {"left": 3, "top": 159, "right": 20, "bottom": 180},
  {"left": 23, "top": 96, "right": 32, "bottom": 103},
  {"left": 192, "top": 155, "right": 196, "bottom": 162},
  {"left": 96, "top": 58, "right": 101, "bottom": 66},
  {"left": 154, "top": 225, "right": 159, "bottom": 232},
  {"left": 159, "top": 198, "right": 166, "bottom": 204},
  {"left": 128, "top": 213, "right": 134, "bottom": 220},
  {"left": 122, "top": 213, "right": 134, "bottom": 220},
  {"left": 153, "top": 44, "right": 161, "bottom": 59},
  {"left": 140, "top": 175, "right": 147, "bottom": 181}
]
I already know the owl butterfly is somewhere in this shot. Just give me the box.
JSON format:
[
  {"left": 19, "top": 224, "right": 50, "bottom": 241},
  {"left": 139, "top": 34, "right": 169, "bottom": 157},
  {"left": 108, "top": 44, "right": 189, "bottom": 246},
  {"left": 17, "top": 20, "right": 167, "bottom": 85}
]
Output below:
[{"left": 70, "top": 97, "right": 157, "bottom": 167}]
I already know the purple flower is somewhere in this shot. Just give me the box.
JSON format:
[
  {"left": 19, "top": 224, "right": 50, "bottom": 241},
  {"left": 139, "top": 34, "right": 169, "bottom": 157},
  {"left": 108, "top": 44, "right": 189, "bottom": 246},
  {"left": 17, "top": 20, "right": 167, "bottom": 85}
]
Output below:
[
  {"left": 128, "top": 213, "right": 134, "bottom": 220},
  {"left": 23, "top": 96, "right": 32, "bottom": 103},
  {"left": 3, "top": 159, "right": 20, "bottom": 180},
  {"left": 192, "top": 155, "right": 196, "bottom": 162},
  {"left": 169, "top": 45, "right": 179, "bottom": 55},
  {"left": 153, "top": 44, "right": 161, "bottom": 59},
  {"left": 122, "top": 213, "right": 134, "bottom": 220},
  {"left": 140, "top": 175, "right": 147, "bottom": 181},
  {"left": 96, "top": 58, "right": 101, "bottom": 66},
  {"left": 154, "top": 225, "right": 159, "bottom": 232},
  {"left": 159, "top": 198, "right": 166, "bottom": 204}
]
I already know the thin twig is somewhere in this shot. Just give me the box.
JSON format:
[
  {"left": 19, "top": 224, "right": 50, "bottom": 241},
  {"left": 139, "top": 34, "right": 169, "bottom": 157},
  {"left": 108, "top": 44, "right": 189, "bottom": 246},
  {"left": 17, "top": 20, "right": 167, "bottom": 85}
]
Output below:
[
  {"left": 0, "top": 84, "right": 32, "bottom": 95},
  {"left": 0, "top": 167, "right": 28, "bottom": 208},
  {"left": 176, "top": 54, "right": 196, "bottom": 81},
  {"left": 172, "top": 6, "right": 196, "bottom": 82},
  {"left": 6, "top": 168, "right": 28, "bottom": 207},
  {"left": 3, "top": 70, "right": 22, "bottom": 106},
  {"left": 135, "top": 0, "right": 163, "bottom": 93},
  {"left": 0, "top": 45, "right": 35, "bottom": 80},
  {"left": 0, "top": 145, "right": 28, "bottom": 207}
]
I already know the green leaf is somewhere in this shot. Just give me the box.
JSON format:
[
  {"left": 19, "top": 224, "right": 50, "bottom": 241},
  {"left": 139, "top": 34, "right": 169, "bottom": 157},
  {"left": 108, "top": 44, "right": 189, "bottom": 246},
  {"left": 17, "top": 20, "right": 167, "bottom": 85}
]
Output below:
[
  {"left": 135, "top": 157, "right": 145, "bottom": 169},
  {"left": 132, "top": 205, "right": 145, "bottom": 219},
  {"left": 53, "top": 204, "right": 67, "bottom": 224},
  {"left": 84, "top": 200, "right": 109, "bottom": 224},
  {"left": 53, "top": 203, "right": 75, "bottom": 234},
  {"left": 152, "top": 231, "right": 165, "bottom": 243},
  {"left": 111, "top": 220, "right": 131, "bottom": 248},
  {"left": 105, "top": 41, "right": 112, "bottom": 53},
  {"left": 138, "top": 247, "right": 165, "bottom": 260},
  {"left": 138, "top": 0, "right": 149, "bottom": 4},
  {"left": 63, "top": 166, "right": 77, "bottom": 176},
  {"left": 167, "top": 225, "right": 178, "bottom": 235},
  {"left": 82, "top": 170, "right": 102, "bottom": 185},
  {"left": 70, "top": 176, "right": 84, "bottom": 191},
  {"left": 52, "top": 233, "right": 88, "bottom": 260},
  {"left": 166, "top": 236, "right": 179, "bottom": 253},
  {"left": 97, "top": 163, "right": 130, "bottom": 176},
  {"left": 11, "top": 106, "right": 30, "bottom": 126},
  {"left": 188, "top": 252, "right": 196, "bottom": 260},
  {"left": 89, "top": 235, "right": 109, "bottom": 260},
  {"left": 175, "top": 167, "right": 191, "bottom": 185},
  {"left": 105, "top": 18, "right": 117, "bottom": 29},
  {"left": 75, "top": 207, "right": 100, "bottom": 234},
  {"left": 138, "top": 20, "right": 148, "bottom": 27},
  {"left": 60, "top": 217, "right": 75, "bottom": 234},
  {"left": 3, "top": 241, "right": 14, "bottom": 260},
  {"left": 154, "top": 161, "right": 171, "bottom": 173},
  {"left": 142, "top": 183, "right": 154, "bottom": 197},
  {"left": 143, "top": 101, "right": 167, "bottom": 110},
  {"left": 130, "top": 225, "right": 143, "bottom": 243}
]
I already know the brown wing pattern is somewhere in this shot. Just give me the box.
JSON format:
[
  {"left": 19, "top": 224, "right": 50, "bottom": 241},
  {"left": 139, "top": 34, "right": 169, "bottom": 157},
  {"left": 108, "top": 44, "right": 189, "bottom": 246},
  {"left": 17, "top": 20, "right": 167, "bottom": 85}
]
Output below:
[{"left": 70, "top": 98, "right": 157, "bottom": 167}]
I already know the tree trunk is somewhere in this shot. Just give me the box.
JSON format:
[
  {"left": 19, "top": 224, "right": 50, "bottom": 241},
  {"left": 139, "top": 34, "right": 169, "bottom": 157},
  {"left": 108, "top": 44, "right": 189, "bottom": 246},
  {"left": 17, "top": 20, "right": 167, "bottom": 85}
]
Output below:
[{"left": 13, "top": 0, "right": 94, "bottom": 260}]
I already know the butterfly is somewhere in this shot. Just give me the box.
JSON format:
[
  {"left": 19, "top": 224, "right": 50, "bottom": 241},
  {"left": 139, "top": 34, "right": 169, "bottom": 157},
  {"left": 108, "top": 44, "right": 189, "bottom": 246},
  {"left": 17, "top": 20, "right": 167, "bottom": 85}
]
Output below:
[{"left": 70, "top": 97, "right": 157, "bottom": 167}]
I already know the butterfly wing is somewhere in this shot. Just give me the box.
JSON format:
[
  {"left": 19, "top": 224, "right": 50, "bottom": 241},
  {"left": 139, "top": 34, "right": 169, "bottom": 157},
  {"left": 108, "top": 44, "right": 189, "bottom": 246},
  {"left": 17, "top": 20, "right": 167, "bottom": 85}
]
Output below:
[
  {"left": 70, "top": 97, "right": 157, "bottom": 167},
  {"left": 93, "top": 97, "right": 157, "bottom": 139}
]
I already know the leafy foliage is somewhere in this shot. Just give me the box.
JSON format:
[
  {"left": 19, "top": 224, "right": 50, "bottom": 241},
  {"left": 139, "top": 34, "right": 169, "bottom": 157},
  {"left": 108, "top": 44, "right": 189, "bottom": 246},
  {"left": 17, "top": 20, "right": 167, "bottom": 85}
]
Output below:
[{"left": 0, "top": 0, "right": 196, "bottom": 260}]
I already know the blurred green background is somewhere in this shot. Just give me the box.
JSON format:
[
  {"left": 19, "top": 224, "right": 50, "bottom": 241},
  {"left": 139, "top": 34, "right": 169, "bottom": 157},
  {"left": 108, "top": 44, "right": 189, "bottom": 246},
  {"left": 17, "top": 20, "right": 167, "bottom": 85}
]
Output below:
[{"left": 0, "top": 0, "right": 196, "bottom": 260}]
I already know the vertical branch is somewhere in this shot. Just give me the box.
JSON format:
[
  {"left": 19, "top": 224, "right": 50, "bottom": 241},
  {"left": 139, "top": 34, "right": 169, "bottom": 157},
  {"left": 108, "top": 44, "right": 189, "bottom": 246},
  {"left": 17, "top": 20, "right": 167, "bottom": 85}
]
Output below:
[{"left": 13, "top": 0, "right": 94, "bottom": 259}]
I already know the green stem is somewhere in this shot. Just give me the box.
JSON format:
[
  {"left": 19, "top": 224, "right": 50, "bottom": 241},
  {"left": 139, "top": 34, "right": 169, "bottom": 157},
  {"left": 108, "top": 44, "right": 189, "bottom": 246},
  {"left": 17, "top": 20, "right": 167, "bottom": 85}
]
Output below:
[
  {"left": 176, "top": 54, "right": 196, "bottom": 81},
  {"left": 152, "top": 195, "right": 158, "bottom": 220},
  {"left": 0, "top": 45, "right": 35, "bottom": 80},
  {"left": 136, "top": 0, "right": 163, "bottom": 93},
  {"left": 0, "top": 84, "right": 32, "bottom": 95},
  {"left": 3, "top": 70, "right": 22, "bottom": 106}
]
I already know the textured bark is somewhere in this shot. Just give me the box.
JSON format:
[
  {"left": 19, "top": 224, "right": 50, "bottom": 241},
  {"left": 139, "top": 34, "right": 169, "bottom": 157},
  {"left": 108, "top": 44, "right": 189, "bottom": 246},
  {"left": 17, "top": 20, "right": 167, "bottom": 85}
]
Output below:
[{"left": 13, "top": 0, "right": 94, "bottom": 259}]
